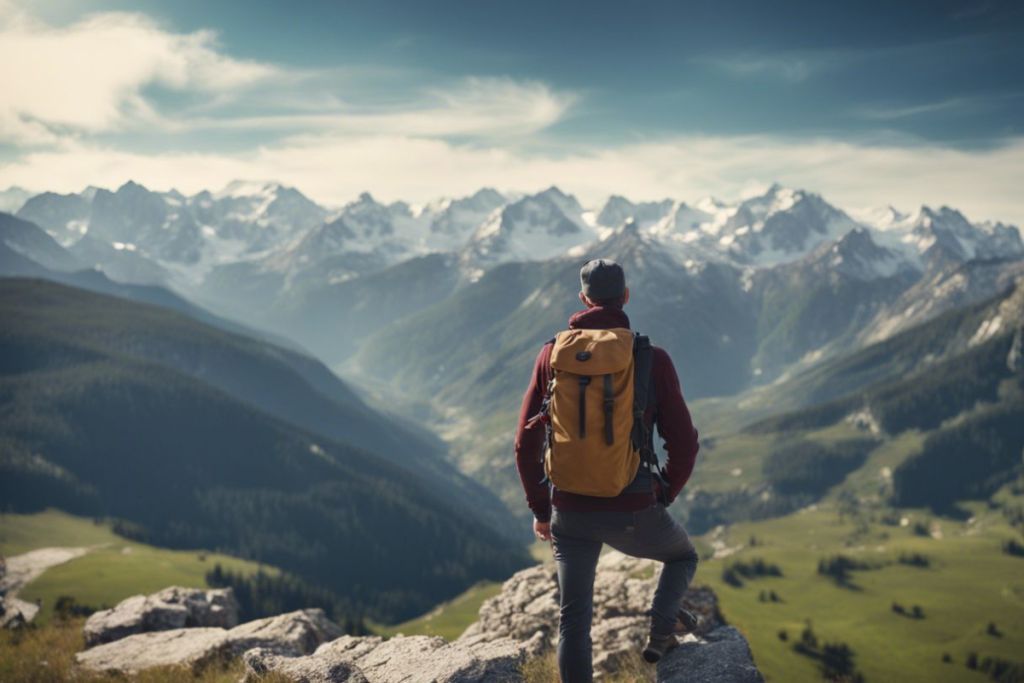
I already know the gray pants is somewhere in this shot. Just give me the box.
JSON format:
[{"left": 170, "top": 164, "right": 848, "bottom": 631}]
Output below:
[{"left": 550, "top": 504, "right": 699, "bottom": 683}]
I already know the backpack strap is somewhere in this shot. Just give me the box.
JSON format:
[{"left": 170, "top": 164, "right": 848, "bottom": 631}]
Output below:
[
  {"left": 631, "top": 333, "right": 670, "bottom": 503},
  {"left": 526, "top": 337, "right": 557, "bottom": 485},
  {"left": 577, "top": 375, "right": 591, "bottom": 438},
  {"left": 602, "top": 374, "right": 615, "bottom": 445},
  {"left": 630, "top": 334, "right": 653, "bottom": 451}
]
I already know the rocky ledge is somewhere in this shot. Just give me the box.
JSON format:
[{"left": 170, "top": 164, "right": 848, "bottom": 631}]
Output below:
[
  {"left": 458, "top": 550, "right": 762, "bottom": 682},
  {"left": 76, "top": 607, "right": 344, "bottom": 674},
  {"left": 73, "top": 551, "right": 763, "bottom": 682},
  {"left": 83, "top": 585, "right": 239, "bottom": 646}
]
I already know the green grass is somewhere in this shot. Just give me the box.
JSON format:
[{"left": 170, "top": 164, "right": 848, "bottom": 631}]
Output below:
[
  {"left": 1, "top": 509, "right": 273, "bottom": 625},
  {"left": 699, "top": 496, "right": 1024, "bottom": 682},
  {"left": 373, "top": 581, "right": 503, "bottom": 640},
  {"left": 0, "top": 509, "right": 122, "bottom": 555}
]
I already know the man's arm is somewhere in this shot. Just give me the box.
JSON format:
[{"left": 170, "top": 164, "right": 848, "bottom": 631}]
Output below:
[
  {"left": 514, "top": 343, "right": 554, "bottom": 523},
  {"left": 651, "top": 347, "right": 700, "bottom": 504}
]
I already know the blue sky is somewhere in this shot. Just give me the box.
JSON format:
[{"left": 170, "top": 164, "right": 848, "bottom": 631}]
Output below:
[{"left": 2, "top": 0, "right": 1023, "bottom": 221}]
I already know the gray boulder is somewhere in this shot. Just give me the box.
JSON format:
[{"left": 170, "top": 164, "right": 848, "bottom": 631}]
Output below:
[
  {"left": 244, "top": 647, "right": 371, "bottom": 683},
  {"left": 460, "top": 550, "right": 725, "bottom": 672},
  {"left": 76, "top": 608, "right": 342, "bottom": 674},
  {"left": 227, "top": 608, "right": 345, "bottom": 656},
  {"left": 243, "top": 632, "right": 531, "bottom": 683},
  {"left": 83, "top": 585, "right": 239, "bottom": 646},
  {"left": 1, "top": 596, "right": 39, "bottom": 630},
  {"left": 658, "top": 626, "right": 765, "bottom": 683},
  {"left": 75, "top": 627, "right": 232, "bottom": 675}
]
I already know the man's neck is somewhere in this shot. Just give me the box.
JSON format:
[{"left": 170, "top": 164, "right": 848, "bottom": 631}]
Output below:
[{"left": 568, "top": 305, "right": 630, "bottom": 330}]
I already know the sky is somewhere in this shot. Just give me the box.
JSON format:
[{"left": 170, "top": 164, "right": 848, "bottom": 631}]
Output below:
[{"left": 1, "top": 0, "right": 1023, "bottom": 221}]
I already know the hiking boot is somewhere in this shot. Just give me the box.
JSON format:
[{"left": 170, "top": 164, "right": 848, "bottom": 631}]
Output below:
[
  {"left": 674, "top": 608, "right": 699, "bottom": 634},
  {"left": 642, "top": 633, "right": 679, "bottom": 663}
]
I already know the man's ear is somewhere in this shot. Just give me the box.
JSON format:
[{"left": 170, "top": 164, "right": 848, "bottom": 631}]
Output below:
[
  {"left": 623, "top": 287, "right": 630, "bottom": 305},
  {"left": 579, "top": 291, "right": 593, "bottom": 308}
]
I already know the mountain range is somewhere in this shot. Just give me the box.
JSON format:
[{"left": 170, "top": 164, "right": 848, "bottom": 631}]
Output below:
[
  {"left": 4, "top": 178, "right": 1023, "bottom": 526},
  {"left": 9, "top": 180, "right": 1021, "bottom": 379}
]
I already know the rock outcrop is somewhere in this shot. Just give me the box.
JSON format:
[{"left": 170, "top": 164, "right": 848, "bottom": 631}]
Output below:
[
  {"left": 83, "top": 585, "right": 239, "bottom": 646},
  {"left": 1, "top": 596, "right": 39, "bottom": 629},
  {"left": 244, "top": 633, "right": 531, "bottom": 683},
  {"left": 76, "top": 608, "right": 341, "bottom": 674},
  {"left": 657, "top": 626, "right": 764, "bottom": 683},
  {"left": 461, "top": 550, "right": 728, "bottom": 673},
  {"left": 247, "top": 552, "right": 763, "bottom": 682},
  {"left": 74, "top": 553, "right": 763, "bottom": 682},
  {"left": 75, "top": 627, "right": 234, "bottom": 675}
]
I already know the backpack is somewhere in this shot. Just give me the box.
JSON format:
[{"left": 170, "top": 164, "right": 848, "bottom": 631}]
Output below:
[{"left": 534, "top": 327, "right": 663, "bottom": 497}]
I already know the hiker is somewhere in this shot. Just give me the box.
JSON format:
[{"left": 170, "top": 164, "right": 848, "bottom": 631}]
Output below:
[{"left": 515, "top": 259, "right": 701, "bottom": 683}]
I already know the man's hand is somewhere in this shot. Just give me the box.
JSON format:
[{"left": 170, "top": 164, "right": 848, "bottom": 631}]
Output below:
[{"left": 534, "top": 518, "right": 552, "bottom": 542}]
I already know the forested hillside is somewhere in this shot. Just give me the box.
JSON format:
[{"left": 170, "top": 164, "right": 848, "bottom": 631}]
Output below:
[{"left": 0, "top": 279, "right": 529, "bottom": 621}]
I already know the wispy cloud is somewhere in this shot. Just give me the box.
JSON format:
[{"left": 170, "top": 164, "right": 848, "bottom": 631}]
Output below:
[
  {"left": 0, "top": 3, "right": 279, "bottom": 144},
  {"left": 854, "top": 92, "right": 1024, "bottom": 121},
  {"left": 696, "top": 52, "right": 830, "bottom": 83},
  {"left": 171, "top": 77, "right": 574, "bottom": 138},
  {"left": 0, "top": 3, "right": 574, "bottom": 147},
  {"left": 856, "top": 97, "right": 977, "bottom": 120}
]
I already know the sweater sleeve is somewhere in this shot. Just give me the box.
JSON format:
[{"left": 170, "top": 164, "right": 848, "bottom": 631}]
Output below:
[
  {"left": 514, "top": 343, "right": 554, "bottom": 522},
  {"left": 651, "top": 347, "right": 700, "bottom": 504}
]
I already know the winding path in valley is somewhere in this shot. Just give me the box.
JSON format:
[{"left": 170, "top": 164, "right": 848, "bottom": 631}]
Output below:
[{"left": 1, "top": 546, "right": 92, "bottom": 621}]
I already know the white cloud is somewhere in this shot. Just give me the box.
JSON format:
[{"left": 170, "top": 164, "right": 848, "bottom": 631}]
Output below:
[
  {"left": 0, "top": 3, "right": 279, "bottom": 143},
  {"left": 172, "top": 77, "right": 574, "bottom": 138},
  {"left": 856, "top": 97, "right": 978, "bottom": 120},
  {"left": 0, "top": 3, "right": 572, "bottom": 146},
  {"left": 4, "top": 133, "right": 1023, "bottom": 225}
]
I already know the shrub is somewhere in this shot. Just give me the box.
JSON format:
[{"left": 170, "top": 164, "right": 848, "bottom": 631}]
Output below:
[
  {"left": 722, "top": 558, "right": 782, "bottom": 588},
  {"left": 898, "top": 552, "right": 931, "bottom": 568},
  {"left": 817, "top": 555, "right": 877, "bottom": 588},
  {"left": 1002, "top": 539, "right": 1024, "bottom": 557}
]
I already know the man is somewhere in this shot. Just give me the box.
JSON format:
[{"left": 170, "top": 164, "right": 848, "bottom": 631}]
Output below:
[{"left": 514, "top": 259, "right": 701, "bottom": 683}]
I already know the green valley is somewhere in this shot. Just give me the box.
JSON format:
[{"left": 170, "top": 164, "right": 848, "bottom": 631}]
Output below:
[{"left": 0, "top": 509, "right": 274, "bottom": 625}]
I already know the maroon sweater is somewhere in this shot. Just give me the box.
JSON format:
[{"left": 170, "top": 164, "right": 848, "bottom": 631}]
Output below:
[{"left": 514, "top": 306, "right": 700, "bottom": 522}]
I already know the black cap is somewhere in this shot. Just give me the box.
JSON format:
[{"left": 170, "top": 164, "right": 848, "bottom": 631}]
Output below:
[{"left": 580, "top": 259, "right": 626, "bottom": 300}]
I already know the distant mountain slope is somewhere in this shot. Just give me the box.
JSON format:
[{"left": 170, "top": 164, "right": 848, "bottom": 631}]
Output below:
[
  {"left": 0, "top": 212, "right": 80, "bottom": 272},
  {"left": 1, "top": 212, "right": 298, "bottom": 350},
  {"left": 1, "top": 213, "right": 516, "bottom": 536},
  {"left": 0, "top": 277, "right": 511, "bottom": 532},
  {"left": 272, "top": 252, "right": 463, "bottom": 364},
  {"left": 675, "top": 281, "right": 1024, "bottom": 526},
  {"left": 727, "top": 279, "right": 1024, "bottom": 430},
  {"left": 0, "top": 278, "right": 529, "bottom": 621}
]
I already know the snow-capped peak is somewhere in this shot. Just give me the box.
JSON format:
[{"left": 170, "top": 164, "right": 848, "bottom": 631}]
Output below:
[
  {"left": 215, "top": 179, "right": 285, "bottom": 200},
  {"left": 461, "top": 186, "right": 596, "bottom": 268}
]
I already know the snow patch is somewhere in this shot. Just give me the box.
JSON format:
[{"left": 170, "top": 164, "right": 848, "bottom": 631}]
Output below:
[{"left": 969, "top": 315, "right": 1003, "bottom": 347}]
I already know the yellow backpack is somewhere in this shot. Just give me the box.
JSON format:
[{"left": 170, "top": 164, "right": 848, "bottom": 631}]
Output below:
[{"left": 538, "top": 328, "right": 658, "bottom": 497}]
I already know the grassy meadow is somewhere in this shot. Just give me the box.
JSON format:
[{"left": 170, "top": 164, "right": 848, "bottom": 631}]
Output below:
[
  {"left": 373, "top": 581, "right": 504, "bottom": 640},
  {"left": 698, "top": 496, "right": 1024, "bottom": 682},
  {"left": 0, "top": 509, "right": 274, "bottom": 625}
]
